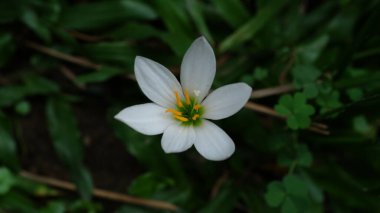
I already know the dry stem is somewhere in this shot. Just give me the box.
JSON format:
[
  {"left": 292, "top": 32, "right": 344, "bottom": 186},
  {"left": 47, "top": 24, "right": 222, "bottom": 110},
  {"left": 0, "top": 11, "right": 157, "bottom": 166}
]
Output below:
[
  {"left": 20, "top": 171, "right": 178, "bottom": 212},
  {"left": 251, "top": 84, "right": 296, "bottom": 99},
  {"left": 25, "top": 41, "right": 101, "bottom": 69}
]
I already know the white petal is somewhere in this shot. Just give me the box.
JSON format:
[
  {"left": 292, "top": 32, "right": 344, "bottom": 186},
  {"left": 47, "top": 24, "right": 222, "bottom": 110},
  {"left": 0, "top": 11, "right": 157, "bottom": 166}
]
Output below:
[
  {"left": 161, "top": 124, "right": 195, "bottom": 153},
  {"left": 114, "top": 103, "right": 174, "bottom": 135},
  {"left": 202, "top": 83, "right": 252, "bottom": 120},
  {"left": 180, "top": 36, "right": 216, "bottom": 101},
  {"left": 194, "top": 120, "right": 235, "bottom": 161},
  {"left": 135, "top": 56, "right": 183, "bottom": 108}
]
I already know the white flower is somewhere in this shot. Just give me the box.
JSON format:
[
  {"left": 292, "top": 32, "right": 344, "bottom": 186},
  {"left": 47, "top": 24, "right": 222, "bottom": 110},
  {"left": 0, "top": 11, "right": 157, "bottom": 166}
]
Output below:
[{"left": 115, "top": 37, "right": 252, "bottom": 161}]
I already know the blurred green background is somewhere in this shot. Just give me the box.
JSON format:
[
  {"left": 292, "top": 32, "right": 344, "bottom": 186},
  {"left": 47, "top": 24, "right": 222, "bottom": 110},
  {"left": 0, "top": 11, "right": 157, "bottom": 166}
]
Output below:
[{"left": 1, "top": 0, "right": 380, "bottom": 212}]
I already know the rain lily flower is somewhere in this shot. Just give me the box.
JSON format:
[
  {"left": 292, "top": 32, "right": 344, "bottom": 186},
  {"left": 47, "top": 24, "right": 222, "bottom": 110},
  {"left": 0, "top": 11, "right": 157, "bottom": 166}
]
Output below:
[{"left": 115, "top": 37, "right": 252, "bottom": 161}]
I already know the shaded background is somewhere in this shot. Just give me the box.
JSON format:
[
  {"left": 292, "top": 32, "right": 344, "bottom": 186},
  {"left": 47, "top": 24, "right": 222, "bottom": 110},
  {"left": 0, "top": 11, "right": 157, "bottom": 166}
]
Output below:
[{"left": 0, "top": 0, "right": 380, "bottom": 212}]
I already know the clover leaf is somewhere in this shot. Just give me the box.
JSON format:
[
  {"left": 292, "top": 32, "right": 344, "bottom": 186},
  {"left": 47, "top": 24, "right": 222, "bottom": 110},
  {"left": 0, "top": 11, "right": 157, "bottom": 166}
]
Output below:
[
  {"left": 253, "top": 67, "right": 268, "bottom": 81},
  {"left": 346, "top": 88, "right": 363, "bottom": 102},
  {"left": 0, "top": 167, "right": 14, "bottom": 194},
  {"left": 316, "top": 86, "right": 342, "bottom": 114},
  {"left": 264, "top": 181, "right": 286, "bottom": 207},
  {"left": 292, "top": 64, "right": 321, "bottom": 98},
  {"left": 265, "top": 174, "right": 315, "bottom": 213},
  {"left": 275, "top": 93, "right": 315, "bottom": 130}
]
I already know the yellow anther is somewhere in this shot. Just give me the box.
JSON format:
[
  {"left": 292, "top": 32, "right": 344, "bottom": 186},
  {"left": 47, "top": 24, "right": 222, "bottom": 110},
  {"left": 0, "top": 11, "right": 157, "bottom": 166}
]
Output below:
[
  {"left": 165, "top": 108, "right": 182, "bottom": 116},
  {"left": 192, "top": 114, "right": 200, "bottom": 120},
  {"left": 184, "top": 89, "right": 191, "bottom": 105},
  {"left": 193, "top": 104, "right": 201, "bottom": 110},
  {"left": 174, "top": 115, "right": 189, "bottom": 122},
  {"left": 175, "top": 91, "right": 183, "bottom": 108}
]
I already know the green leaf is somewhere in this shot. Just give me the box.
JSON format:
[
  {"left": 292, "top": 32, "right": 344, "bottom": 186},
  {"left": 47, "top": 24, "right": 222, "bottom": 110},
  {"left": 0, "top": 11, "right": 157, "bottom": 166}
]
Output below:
[
  {"left": 155, "top": 0, "right": 192, "bottom": 35},
  {"left": 46, "top": 98, "right": 83, "bottom": 166},
  {"left": 303, "top": 84, "right": 319, "bottom": 98},
  {"left": 160, "top": 32, "right": 193, "bottom": 56},
  {"left": 0, "top": 75, "right": 58, "bottom": 107},
  {"left": 186, "top": 0, "right": 213, "bottom": 43},
  {"left": 283, "top": 175, "right": 308, "bottom": 197},
  {"left": 346, "top": 88, "right": 363, "bottom": 101},
  {"left": 80, "top": 42, "right": 135, "bottom": 67},
  {"left": 68, "top": 200, "right": 102, "bottom": 212},
  {"left": 264, "top": 181, "right": 286, "bottom": 207},
  {"left": 281, "top": 197, "right": 297, "bottom": 213},
  {"left": 76, "top": 67, "right": 124, "bottom": 84},
  {"left": 292, "top": 64, "right": 321, "bottom": 98},
  {"left": 0, "top": 86, "right": 29, "bottom": 107},
  {"left": 0, "top": 167, "right": 14, "bottom": 194},
  {"left": 275, "top": 93, "right": 315, "bottom": 129},
  {"left": 352, "top": 116, "right": 375, "bottom": 137},
  {"left": 20, "top": 8, "right": 51, "bottom": 42},
  {"left": 14, "top": 100, "right": 31, "bottom": 115},
  {"left": 210, "top": 0, "right": 250, "bottom": 28},
  {"left": 287, "top": 116, "right": 300, "bottom": 130},
  {"left": 220, "top": 0, "right": 288, "bottom": 52},
  {"left": 278, "top": 95, "right": 293, "bottom": 110},
  {"left": 128, "top": 172, "right": 174, "bottom": 198},
  {"left": 155, "top": 0, "right": 193, "bottom": 56},
  {"left": 46, "top": 97, "right": 93, "bottom": 199},
  {"left": 71, "top": 167, "right": 93, "bottom": 201},
  {"left": 22, "top": 74, "right": 60, "bottom": 94},
  {"left": 297, "top": 144, "right": 313, "bottom": 167},
  {"left": 0, "top": 190, "right": 38, "bottom": 213},
  {"left": 292, "top": 64, "right": 321, "bottom": 86},
  {"left": 253, "top": 67, "right": 269, "bottom": 81},
  {"left": 275, "top": 104, "right": 292, "bottom": 117},
  {"left": 60, "top": 0, "right": 157, "bottom": 30},
  {"left": 14, "top": 177, "right": 58, "bottom": 197},
  {"left": 297, "top": 35, "right": 329, "bottom": 64},
  {"left": 40, "top": 201, "right": 66, "bottom": 213},
  {"left": 303, "top": 174, "right": 324, "bottom": 203},
  {"left": 316, "top": 86, "right": 342, "bottom": 114}
]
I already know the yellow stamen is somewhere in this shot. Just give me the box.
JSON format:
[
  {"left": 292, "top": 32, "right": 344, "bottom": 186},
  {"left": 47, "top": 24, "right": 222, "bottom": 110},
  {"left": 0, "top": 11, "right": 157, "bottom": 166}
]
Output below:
[
  {"left": 175, "top": 115, "right": 189, "bottom": 122},
  {"left": 165, "top": 108, "right": 182, "bottom": 116},
  {"left": 193, "top": 104, "right": 201, "bottom": 110},
  {"left": 175, "top": 91, "right": 183, "bottom": 108},
  {"left": 192, "top": 114, "right": 200, "bottom": 120},
  {"left": 184, "top": 89, "right": 191, "bottom": 105}
]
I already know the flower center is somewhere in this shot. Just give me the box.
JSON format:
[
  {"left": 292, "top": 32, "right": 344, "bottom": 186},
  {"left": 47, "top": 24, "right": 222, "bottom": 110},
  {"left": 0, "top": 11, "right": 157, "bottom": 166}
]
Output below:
[{"left": 165, "top": 89, "right": 203, "bottom": 125}]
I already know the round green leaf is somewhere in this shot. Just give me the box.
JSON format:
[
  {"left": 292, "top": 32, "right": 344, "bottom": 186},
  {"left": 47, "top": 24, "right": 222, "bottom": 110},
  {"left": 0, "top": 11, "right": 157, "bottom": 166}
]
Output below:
[
  {"left": 287, "top": 115, "right": 299, "bottom": 130},
  {"left": 14, "top": 101, "right": 31, "bottom": 115},
  {"left": 264, "top": 181, "right": 286, "bottom": 207},
  {"left": 297, "top": 144, "right": 313, "bottom": 167},
  {"left": 0, "top": 167, "right": 14, "bottom": 194},
  {"left": 281, "top": 197, "right": 297, "bottom": 213},
  {"left": 283, "top": 175, "right": 308, "bottom": 197}
]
